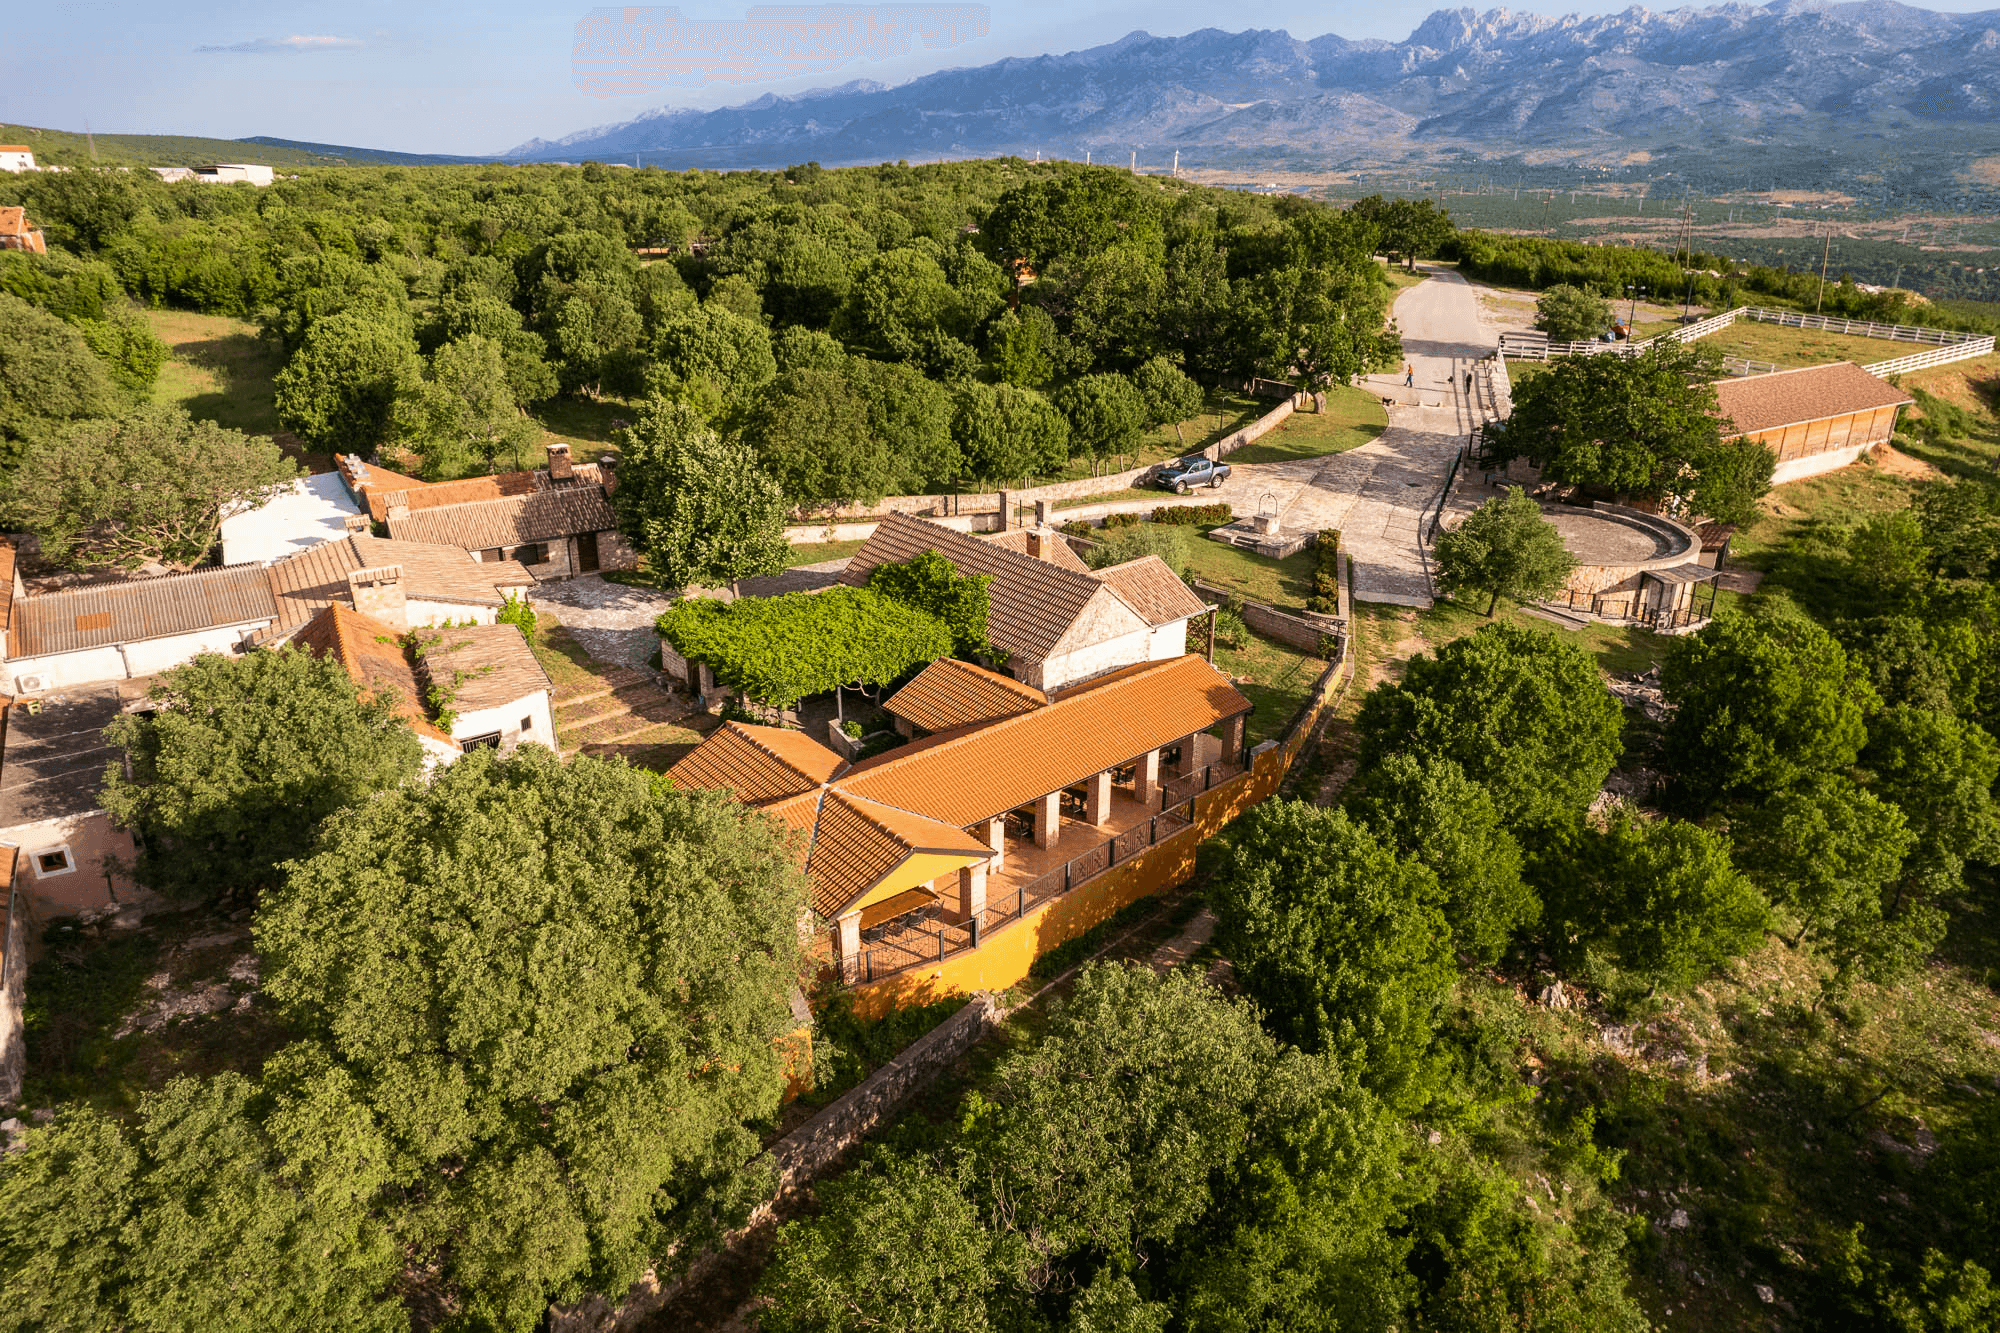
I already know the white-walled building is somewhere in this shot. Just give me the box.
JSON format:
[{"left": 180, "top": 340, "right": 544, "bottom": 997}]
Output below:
[{"left": 0, "top": 146, "right": 37, "bottom": 173}]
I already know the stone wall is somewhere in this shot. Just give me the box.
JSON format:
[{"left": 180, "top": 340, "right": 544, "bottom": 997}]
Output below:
[
  {"left": 0, "top": 874, "right": 32, "bottom": 1104},
  {"left": 1191, "top": 579, "right": 1344, "bottom": 654},
  {"left": 546, "top": 992, "right": 1008, "bottom": 1333}
]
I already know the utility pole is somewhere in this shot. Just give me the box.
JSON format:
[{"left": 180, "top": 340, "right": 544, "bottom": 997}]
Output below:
[
  {"left": 1815, "top": 222, "right": 1834, "bottom": 314},
  {"left": 1172, "top": 149, "right": 1179, "bottom": 177},
  {"left": 1130, "top": 150, "right": 1136, "bottom": 174}
]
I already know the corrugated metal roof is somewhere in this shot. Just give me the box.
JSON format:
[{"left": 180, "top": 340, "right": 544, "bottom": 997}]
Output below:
[
  {"left": 885, "top": 657, "right": 1046, "bottom": 733},
  {"left": 386, "top": 487, "right": 618, "bottom": 550},
  {"left": 12, "top": 564, "right": 277, "bottom": 658},
  {"left": 1713, "top": 361, "right": 1913, "bottom": 437},
  {"left": 839, "top": 513, "right": 1112, "bottom": 664},
  {"left": 1093, "top": 555, "right": 1208, "bottom": 626}
]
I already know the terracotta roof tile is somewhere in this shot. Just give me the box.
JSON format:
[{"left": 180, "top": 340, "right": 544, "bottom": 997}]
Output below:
[
  {"left": 292, "top": 604, "right": 454, "bottom": 744},
  {"left": 413, "top": 624, "right": 552, "bottom": 711},
  {"left": 983, "top": 527, "right": 1093, "bottom": 573},
  {"left": 1093, "top": 555, "right": 1208, "bottom": 626},
  {"left": 11, "top": 565, "right": 277, "bottom": 657},
  {"left": 267, "top": 535, "right": 534, "bottom": 630},
  {"left": 386, "top": 487, "right": 618, "bottom": 550},
  {"left": 839, "top": 513, "right": 1109, "bottom": 663},
  {"left": 1712, "top": 362, "right": 1913, "bottom": 437},
  {"left": 803, "top": 789, "right": 993, "bottom": 918},
  {"left": 886, "top": 657, "right": 1047, "bottom": 733},
  {"left": 666, "top": 721, "right": 845, "bottom": 803},
  {"left": 838, "top": 654, "right": 1251, "bottom": 828}
]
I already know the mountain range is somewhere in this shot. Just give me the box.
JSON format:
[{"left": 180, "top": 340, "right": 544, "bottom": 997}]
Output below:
[{"left": 505, "top": 3, "right": 2000, "bottom": 181}]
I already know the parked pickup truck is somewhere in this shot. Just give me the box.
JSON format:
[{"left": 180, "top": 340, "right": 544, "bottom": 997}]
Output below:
[{"left": 1153, "top": 455, "right": 1231, "bottom": 494}]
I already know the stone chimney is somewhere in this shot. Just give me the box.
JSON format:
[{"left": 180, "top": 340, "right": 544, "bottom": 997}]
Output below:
[
  {"left": 546, "top": 441, "right": 574, "bottom": 481},
  {"left": 343, "top": 512, "right": 369, "bottom": 533},
  {"left": 1025, "top": 529, "right": 1052, "bottom": 562},
  {"left": 347, "top": 565, "right": 407, "bottom": 628},
  {"left": 383, "top": 490, "right": 411, "bottom": 523}
]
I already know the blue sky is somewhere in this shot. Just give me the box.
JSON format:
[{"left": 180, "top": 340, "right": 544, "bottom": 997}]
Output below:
[{"left": 5, "top": 1, "right": 1999, "bottom": 156}]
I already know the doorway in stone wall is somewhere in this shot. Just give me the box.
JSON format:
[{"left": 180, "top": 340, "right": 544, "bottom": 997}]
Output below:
[{"left": 578, "top": 531, "right": 601, "bottom": 573}]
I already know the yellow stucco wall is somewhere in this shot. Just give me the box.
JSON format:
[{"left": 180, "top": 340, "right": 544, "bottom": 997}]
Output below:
[
  {"left": 846, "top": 850, "right": 984, "bottom": 918},
  {"left": 844, "top": 745, "right": 1286, "bottom": 1019}
]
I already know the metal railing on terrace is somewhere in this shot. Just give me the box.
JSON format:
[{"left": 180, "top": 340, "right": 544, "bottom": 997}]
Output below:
[{"left": 822, "top": 760, "right": 1244, "bottom": 986}]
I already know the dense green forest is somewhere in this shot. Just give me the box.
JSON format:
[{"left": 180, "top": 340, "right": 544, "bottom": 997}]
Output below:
[{"left": 0, "top": 159, "right": 1400, "bottom": 520}]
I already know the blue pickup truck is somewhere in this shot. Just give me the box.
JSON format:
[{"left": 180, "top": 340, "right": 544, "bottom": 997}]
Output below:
[{"left": 1153, "top": 454, "right": 1231, "bottom": 494}]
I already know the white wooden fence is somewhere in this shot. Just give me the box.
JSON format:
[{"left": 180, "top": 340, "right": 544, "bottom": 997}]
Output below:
[{"left": 1507, "top": 305, "right": 1993, "bottom": 380}]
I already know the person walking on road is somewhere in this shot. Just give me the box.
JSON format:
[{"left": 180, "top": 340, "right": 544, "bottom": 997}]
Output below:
[
  {"left": 1463, "top": 370, "right": 1473, "bottom": 393},
  {"left": 1404, "top": 363, "right": 1414, "bottom": 387}
]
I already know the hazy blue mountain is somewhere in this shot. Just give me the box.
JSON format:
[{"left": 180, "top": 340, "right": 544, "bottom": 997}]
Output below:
[{"left": 505, "top": 3, "right": 2000, "bottom": 173}]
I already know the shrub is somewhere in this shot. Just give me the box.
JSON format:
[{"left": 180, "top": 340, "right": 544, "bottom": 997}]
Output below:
[
  {"left": 658, "top": 588, "right": 952, "bottom": 707},
  {"left": 1150, "top": 502, "right": 1232, "bottom": 526},
  {"left": 1100, "top": 510, "right": 1144, "bottom": 530},
  {"left": 1213, "top": 605, "right": 1249, "bottom": 650},
  {"left": 496, "top": 593, "right": 536, "bottom": 635},
  {"left": 1307, "top": 528, "right": 1342, "bottom": 614}
]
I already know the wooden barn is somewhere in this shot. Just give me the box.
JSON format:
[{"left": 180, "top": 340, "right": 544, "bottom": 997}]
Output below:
[{"left": 1713, "top": 361, "right": 1914, "bottom": 484}]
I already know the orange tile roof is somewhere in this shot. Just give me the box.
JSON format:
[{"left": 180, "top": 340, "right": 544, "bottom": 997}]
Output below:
[
  {"left": 292, "top": 604, "right": 454, "bottom": 744},
  {"left": 983, "top": 527, "right": 1093, "bottom": 574},
  {"left": 666, "top": 653, "right": 1248, "bottom": 919},
  {"left": 666, "top": 721, "right": 845, "bottom": 803},
  {"left": 1092, "top": 555, "right": 1209, "bottom": 626},
  {"left": 885, "top": 657, "right": 1046, "bottom": 733},
  {"left": 803, "top": 789, "right": 991, "bottom": 918},
  {"left": 839, "top": 513, "right": 1113, "bottom": 663},
  {"left": 1712, "top": 362, "right": 1913, "bottom": 437}
]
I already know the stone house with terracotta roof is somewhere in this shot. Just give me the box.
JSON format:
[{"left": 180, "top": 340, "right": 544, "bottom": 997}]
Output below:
[
  {"left": 667, "top": 652, "right": 1251, "bottom": 985},
  {"left": 339, "top": 444, "right": 636, "bottom": 579},
  {"left": 293, "top": 605, "right": 555, "bottom": 764},
  {"left": 840, "top": 514, "right": 1211, "bottom": 692},
  {"left": 0, "top": 206, "right": 46, "bottom": 254}
]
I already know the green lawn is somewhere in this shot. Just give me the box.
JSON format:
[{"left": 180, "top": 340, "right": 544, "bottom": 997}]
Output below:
[
  {"left": 1214, "top": 630, "right": 1325, "bottom": 746},
  {"left": 784, "top": 539, "right": 868, "bottom": 567},
  {"left": 144, "top": 308, "right": 301, "bottom": 456},
  {"left": 1227, "top": 384, "right": 1387, "bottom": 465},
  {"left": 1180, "top": 527, "right": 1317, "bottom": 609},
  {"left": 1696, "top": 317, "right": 1922, "bottom": 369}
]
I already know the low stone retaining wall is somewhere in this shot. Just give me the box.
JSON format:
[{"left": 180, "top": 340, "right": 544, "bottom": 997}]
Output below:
[
  {"left": 1192, "top": 579, "right": 1343, "bottom": 653},
  {"left": 546, "top": 992, "right": 1007, "bottom": 1333}
]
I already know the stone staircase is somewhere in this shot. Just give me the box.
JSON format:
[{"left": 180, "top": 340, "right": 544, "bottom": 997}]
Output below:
[{"left": 554, "top": 666, "right": 696, "bottom": 754}]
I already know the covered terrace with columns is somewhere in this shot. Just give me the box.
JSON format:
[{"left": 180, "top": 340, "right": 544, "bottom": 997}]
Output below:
[{"left": 665, "top": 654, "right": 1252, "bottom": 984}]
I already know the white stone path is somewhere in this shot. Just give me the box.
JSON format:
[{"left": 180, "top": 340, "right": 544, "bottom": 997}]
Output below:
[{"left": 1204, "top": 266, "right": 1500, "bottom": 606}]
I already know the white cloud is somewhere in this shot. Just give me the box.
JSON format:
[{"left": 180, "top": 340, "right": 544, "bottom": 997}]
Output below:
[{"left": 196, "top": 34, "right": 365, "bottom": 55}]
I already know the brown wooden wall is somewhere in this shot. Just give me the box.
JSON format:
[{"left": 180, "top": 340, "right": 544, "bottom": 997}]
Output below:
[{"left": 1749, "top": 405, "right": 1902, "bottom": 464}]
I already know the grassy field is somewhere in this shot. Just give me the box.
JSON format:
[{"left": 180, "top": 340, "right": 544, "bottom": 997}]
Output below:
[
  {"left": 1214, "top": 630, "right": 1325, "bottom": 746},
  {"left": 0, "top": 122, "right": 349, "bottom": 170},
  {"left": 783, "top": 539, "right": 868, "bottom": 567},
  {"left": 1180, "top": 526, "right": 1317, "bottom": 608},
  {"left": 1227, "top": 384, "right": 1387, "bottom": 465},
  {"left": 143, "top": 307, "right": 303, "bottom": 453},
  {"left": 1696, "top": 318, "right": 1921, "bottom": 369}
]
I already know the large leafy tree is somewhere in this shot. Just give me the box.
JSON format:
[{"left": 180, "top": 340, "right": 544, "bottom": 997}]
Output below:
[
  {"left": 948, "top": 379, "right": 1070, "bottom": 485},
  {"left": 1054, "top": 372, "right": 1145, "bottom": 474},
  {"left": 1658, "top": 607, "right": 1877, "bottom": 813},
  {"left": 612, "top": 396, "right": 789, "bottom": 590},
  {"left": 101, "top": 647, "right": 425, "bottom": 900},
  {"left": 1348, "top": 195, "right": 1454, "bottom": 270},
  {"left": 1346, "top": 753, "right": 1538, "bottom": 965},
  {"left": 1494, "top": 340, "right": 1767, "bottom": 520},
  {"left": 273, "top": 309, "right": 423, "bottom": 455},
  {"left": 256, "top": 748, "right": 807, "bottom": 1330},
  {"left": 0, "top": 1075, "right": 407, "bottom": 1333},
  {"left": 1536, "top": 805, "right": 1770, "bottom": 991},
  {"left": 1355, "top": 622, "right": 1623, "bottom": 827},
  {"left": 1434, "top": 486, "right": 1578, "bottom": 615},
  {"left": 1132, "top": 355, "right": 1204, "bottom": 444},
  {"left": 0, "top": 291, "right": 125, "bottom": 464},
  {"left": 1863, "top": 704, "right": 2000, "bottom": 933},
  {"left": 1533, "top": 283, "right": 1613, "bottom": 342},
  {"left": 5, "top": 405, "right": 297, "bottom": 570},
  {"left": 394, "top": 333, "right": 543, "bottom": 478},
  {"left": 1212, "top": 800, "right": 1455, "bottom": 1111}
]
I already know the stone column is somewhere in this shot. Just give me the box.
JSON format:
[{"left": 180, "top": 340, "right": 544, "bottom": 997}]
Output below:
[
  {"left": 1133, "top": 748, "right": 1161, "bottom": 808},
  {"left": 837, "top": 911, "right": 862, "bottom": 982},
  {"left": 985, "top": 816, "right": 1007, "bottom": 873},
  {"left": 1086, "top": 769, "right": 1113, "bottom": 825},
  {"left": 1224, "top": 714, "right": 1246, "bottom": 764},
  {"left": 1176, "top": 733, "right": 1203, "bottom": 777},
  {"left": 958, "top": 862, "right": 987, "bottom": 920},
  {"left": 1033, "top": 790, "right": 1061, "bottom": 849}
]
